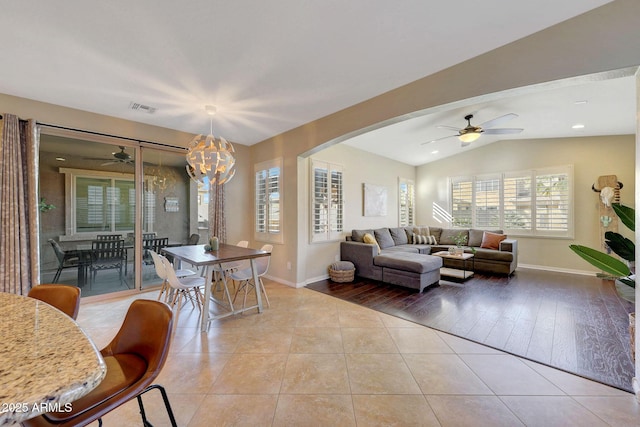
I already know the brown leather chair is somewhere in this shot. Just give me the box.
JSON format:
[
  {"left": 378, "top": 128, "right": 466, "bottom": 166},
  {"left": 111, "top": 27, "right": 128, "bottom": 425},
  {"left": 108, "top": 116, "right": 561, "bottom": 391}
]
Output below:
[
  {"left": 27, "top": 284, "right": 81, "bottom": 320},
  {"left": 22, "top": 299, "right": 176, "bottom": 427}
]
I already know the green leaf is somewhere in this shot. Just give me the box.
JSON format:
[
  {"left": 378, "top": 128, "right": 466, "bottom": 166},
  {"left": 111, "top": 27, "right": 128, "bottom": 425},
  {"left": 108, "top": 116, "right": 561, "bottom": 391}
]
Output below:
[
  {"left": 604, "top": 231, "right": 635, "bottom": 261},
  {"left": 612, "top": 203, "right": 635, "bottom": 232},
  {"left": 569, "top": 245, "right": 631, "bottom": 277}
]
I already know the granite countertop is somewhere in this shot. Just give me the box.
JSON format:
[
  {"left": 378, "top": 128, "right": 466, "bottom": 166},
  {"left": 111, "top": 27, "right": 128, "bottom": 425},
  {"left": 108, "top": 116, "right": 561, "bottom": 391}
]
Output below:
[{"left": 0, "top": 292, "right": 106, "bottom": 425}]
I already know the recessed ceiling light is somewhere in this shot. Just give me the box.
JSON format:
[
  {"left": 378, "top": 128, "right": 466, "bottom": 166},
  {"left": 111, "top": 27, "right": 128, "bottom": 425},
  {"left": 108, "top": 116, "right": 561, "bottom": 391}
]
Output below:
[
  {"left": 574, "top": 100, "right": 588, "bottom": 105},
  {"left": 572, "top": 124, "right": 585, "bottom": 129},
  {"left": 55, "top": 157, "right": 66, "bottom": 161},
  {"left": 431, "top": 150, "right": 439, "bottom": 154}
]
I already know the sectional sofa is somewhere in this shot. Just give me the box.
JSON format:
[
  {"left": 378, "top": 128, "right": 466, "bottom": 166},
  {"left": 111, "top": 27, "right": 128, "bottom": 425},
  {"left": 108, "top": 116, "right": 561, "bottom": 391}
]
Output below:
[{"left": 340, "top": 226, "right": 518, "bottom": 291}]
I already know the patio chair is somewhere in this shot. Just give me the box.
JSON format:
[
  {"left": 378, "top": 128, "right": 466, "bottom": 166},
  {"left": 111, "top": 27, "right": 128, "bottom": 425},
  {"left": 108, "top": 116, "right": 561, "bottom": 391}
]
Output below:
[
  {"left": 48, "top": 239, "right": 81, "bottom": 283},
  {"left": 89, "top": 239, "right": 127, "bottom": 287}
]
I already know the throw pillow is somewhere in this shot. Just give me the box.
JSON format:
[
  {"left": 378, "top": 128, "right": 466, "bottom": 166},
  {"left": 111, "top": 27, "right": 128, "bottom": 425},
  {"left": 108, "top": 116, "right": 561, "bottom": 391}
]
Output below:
[
  {"left": 413, "top": 233, "right": 437, "bottom": 245},
  {"left": 480, "top": 231, "right": 507, "bottom": 250},
  {"left": 363, "top": 233, "right": 381, "bottom": 255}
]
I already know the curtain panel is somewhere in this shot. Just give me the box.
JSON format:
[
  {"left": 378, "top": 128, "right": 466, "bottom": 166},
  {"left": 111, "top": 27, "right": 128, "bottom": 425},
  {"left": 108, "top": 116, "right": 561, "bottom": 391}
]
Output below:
[
  {"left": 0, "top": 114, "right": 40, "bottom": 294},
  {"left": 208, "top": 180, "right": 226, "bottom": 244}
]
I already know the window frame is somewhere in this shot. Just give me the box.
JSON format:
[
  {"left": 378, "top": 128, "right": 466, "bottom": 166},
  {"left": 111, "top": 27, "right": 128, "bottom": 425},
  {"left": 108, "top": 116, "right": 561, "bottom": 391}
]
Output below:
[
  {"left": 310, "top": 159, "right": 344, "bottom": 243},
  {"left": 449, "top": 165, "right": 574, "bottom": 238},
  {"left": 59, "top": 167, "right": 155, "bottom": 241},
  {"left": 254, "top": 158, "right": 283, "bottom": 244},
  {"left": 398, "top": 177, "right": 415, "bottom": 227}
]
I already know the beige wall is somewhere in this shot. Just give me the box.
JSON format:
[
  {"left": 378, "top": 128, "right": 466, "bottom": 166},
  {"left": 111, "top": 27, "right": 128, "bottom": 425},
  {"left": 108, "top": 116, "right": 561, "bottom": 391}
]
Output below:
[
  {"left": 296, "top": 144, "right": 416, "bottom": 283},
  {"left": 415, "top": 135, "right": 635, "bottom": 273}
]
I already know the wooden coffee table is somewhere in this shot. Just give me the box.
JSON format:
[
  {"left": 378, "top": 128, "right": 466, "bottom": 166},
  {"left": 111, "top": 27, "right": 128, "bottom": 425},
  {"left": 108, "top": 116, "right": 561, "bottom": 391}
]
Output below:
[{"left": 433, "top": 251, "right": 475, "bottom": 280}]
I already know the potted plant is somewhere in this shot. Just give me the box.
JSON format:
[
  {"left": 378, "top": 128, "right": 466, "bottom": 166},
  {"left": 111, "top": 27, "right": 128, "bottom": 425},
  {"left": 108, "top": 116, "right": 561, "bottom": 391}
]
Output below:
[
  {"left": 569, "top": 203, "right": 635, "bottom": 303},
  {"left": 452, "top": 232, "right": 468, "bottom": 255}
]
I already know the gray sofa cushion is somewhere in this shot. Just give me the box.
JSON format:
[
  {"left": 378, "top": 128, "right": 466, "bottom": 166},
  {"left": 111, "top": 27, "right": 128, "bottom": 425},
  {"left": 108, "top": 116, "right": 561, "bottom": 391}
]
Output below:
[
  {"left": 352, "top": 229, "right": 374, "bottom": 243},
  {"left": 468, "top": 229, "right": 504, "bottom": 247},
  {"left": 375, "top": 252, "right": 442, "bottom": 273},
  {"left": 374, "top": 228, "right": 395, "bottom": 249},
  {"left": 472, "top": 248, "right": 513, "bottom": 262},
  {"left": 468, "top": 229, "right": 484, "bottom": 247},
  {"left": 389, "top": 227, "right": 409, "bottom": 245},
  {"left": 429, "top": 227, "right": 443, "bottom": 242},
  {"left": 439, "top": 229, "right": 468, "bottom": 245}
]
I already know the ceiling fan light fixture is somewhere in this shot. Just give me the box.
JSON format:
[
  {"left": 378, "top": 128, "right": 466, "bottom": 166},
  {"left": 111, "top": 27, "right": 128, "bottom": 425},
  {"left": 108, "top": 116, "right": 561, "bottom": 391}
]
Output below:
[{"left": 458, "top": 131, "right": 481, "bottom": 143}]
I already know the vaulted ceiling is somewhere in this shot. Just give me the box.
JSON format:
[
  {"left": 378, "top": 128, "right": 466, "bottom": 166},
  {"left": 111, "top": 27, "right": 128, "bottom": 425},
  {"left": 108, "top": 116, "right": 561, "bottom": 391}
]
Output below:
[{"left": 1, "top": 0, "right": 620, "bottom": 161}]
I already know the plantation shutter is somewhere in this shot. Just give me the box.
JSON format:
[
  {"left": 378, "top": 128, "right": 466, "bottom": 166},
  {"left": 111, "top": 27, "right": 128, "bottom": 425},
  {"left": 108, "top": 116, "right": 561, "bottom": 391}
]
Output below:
[
  {"left": 451, "top": 177, "right": 473, "bottom": 227},
  {"left": 503, "top": 173, "right": 532, "bottom": 233}
]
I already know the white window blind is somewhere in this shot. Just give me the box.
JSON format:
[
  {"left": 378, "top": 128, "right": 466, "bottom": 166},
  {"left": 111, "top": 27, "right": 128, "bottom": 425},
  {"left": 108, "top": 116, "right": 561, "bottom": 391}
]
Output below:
[
  {"left": 503, "top": 173, "right": 532, "bottom": 232},
  {"left": 475, "top": 175, "right": 500, "bottom": 228},
  {"left": 398, "top": 178, "right": 415, "bottom": 227},
  {"left": 255, "top": 159, "right": 283, "bottom": 243},
  {"left": 450, "top": 165, "right": 573, "bottom": 238},
  {"left": 310, "top": 159, "right": 343, "bottom": 242},
  {"left": 451, "top": 177, "right": 473, "bottom": 227},
  {"left": 535, "top": 171, "right": 570, "bottom": 234}
]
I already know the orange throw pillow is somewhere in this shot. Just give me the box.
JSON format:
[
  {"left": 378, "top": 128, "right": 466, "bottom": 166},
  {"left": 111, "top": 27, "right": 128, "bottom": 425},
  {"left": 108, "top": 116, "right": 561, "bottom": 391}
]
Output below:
[{"left": 480, "top": 231, "right": 506, "bottom": 250}]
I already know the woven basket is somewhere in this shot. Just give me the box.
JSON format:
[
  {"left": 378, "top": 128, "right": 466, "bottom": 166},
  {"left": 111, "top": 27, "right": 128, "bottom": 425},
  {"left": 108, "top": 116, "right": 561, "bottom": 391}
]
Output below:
[
  {"left": 630, "top": 313, "right": 636, "bottom": 363},
  {"left": 329, "top": 267, "right": 355, "bottom": 283}
]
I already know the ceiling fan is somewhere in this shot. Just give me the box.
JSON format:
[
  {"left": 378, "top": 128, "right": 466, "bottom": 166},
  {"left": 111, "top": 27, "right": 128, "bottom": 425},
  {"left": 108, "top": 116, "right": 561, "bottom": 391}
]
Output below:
[
  {"left": 422, "top": 113, "right": 524, "bottom": 147},
  {"left": 85, "top": 146, "right": 134, "bottom": 166}
]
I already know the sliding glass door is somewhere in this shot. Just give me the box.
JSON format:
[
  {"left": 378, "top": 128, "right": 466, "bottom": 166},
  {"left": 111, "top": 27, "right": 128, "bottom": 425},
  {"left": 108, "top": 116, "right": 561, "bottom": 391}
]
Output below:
[{"left": 38, "top": 130, "right": 195, "bottom": 298}]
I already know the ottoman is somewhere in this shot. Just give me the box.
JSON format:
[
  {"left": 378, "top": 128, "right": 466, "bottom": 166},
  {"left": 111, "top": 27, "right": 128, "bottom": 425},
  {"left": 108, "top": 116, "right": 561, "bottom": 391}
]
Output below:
[
  {"left": 374, "top": 252, "right": 442, "bottom": 292},
  {"left": 329, "top": 261, "right": 355, "bottom": 283}
]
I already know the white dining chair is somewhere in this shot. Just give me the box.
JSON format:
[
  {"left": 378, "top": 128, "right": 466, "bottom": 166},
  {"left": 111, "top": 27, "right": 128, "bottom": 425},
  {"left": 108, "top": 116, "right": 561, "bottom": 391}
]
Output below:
[
  {"left": 212, "top": 240, "right": 250, "bottom": 293},
  {"left": 229, "top": 244, "right": 272, "bottom": 309},
  {"left": 160, "top": 255, "right": 205, "bottom": 313},
  {"left": 150, "top": 250, "right": 197, "bottom": 302}
]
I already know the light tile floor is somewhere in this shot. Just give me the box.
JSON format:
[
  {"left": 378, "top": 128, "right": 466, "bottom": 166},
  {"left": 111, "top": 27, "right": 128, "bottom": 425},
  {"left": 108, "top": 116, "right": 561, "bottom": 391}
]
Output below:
[{"left": 76, "top": 280, "right": 640, "bottom": 426}]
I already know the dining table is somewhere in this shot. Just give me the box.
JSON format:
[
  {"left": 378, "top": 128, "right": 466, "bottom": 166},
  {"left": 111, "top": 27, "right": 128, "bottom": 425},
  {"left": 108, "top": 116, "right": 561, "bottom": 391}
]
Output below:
[
  {"left": 0, "top": 292, "right": 106, "bottom": 425},
  {"left": 162, "top": 244, "right": 271, "bottom": 332}
]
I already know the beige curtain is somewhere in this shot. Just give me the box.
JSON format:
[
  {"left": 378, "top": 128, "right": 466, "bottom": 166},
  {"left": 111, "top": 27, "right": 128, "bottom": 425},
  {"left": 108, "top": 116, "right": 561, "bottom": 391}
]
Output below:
[
  {"left": 0, "top": 114, "right": 40, "bottom": 294},
  {"left": 208, "top": 180, "right": 226, "bottom": 243}
]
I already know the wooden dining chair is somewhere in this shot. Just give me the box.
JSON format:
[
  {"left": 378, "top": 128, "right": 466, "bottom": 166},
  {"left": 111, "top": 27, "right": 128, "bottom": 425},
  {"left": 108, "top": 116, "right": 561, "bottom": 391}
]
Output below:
[
  {"left": 21, "top": 299, "right": 177, "bottom": 427},
  {"left": 28, "top": 284, "right": 81, "bottom": 320}
]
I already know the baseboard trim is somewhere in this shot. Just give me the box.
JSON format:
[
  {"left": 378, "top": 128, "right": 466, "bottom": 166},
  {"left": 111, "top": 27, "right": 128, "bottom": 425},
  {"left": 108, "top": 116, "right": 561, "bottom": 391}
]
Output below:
[{"left": 517, "top": 264, "right": 598, "bottom": 276}]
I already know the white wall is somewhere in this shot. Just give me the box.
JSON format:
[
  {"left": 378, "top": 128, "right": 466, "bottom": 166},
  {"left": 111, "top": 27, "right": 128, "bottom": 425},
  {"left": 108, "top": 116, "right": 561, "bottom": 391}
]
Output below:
[
  {"left": 297, "top": 144, "right": 415, "bottom": 284},
  {"left": 416, "top": 135, "right": 635, "bottom": 273}
]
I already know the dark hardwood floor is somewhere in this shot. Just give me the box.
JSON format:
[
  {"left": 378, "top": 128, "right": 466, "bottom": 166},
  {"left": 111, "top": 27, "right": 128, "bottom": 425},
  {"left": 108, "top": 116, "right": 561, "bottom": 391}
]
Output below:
[{"left": 307, "top": 268, "right": 636, "bottom": 392}]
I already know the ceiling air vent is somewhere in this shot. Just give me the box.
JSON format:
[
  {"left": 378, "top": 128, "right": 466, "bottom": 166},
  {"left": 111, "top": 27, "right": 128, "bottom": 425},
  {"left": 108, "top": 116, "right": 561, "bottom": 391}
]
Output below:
[{"left": 129, "top": 102, "right": 157, "bottom": 114}]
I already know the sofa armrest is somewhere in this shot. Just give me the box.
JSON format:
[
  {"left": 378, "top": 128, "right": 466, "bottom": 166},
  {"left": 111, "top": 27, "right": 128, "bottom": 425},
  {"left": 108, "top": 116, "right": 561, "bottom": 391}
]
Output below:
[
  {"left": 340, "top": 241, "right": 382, "bottom": 280},
  {"left": 500, "top": 238, "right": 517, "bottom": 253}
]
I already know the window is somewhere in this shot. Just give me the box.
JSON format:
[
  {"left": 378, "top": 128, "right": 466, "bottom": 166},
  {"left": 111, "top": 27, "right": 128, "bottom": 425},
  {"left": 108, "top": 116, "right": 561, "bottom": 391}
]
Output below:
[
  {"left": 450, "top": 166, "right": 573, "bottom": 237},
  {"left": 398, "top": 178, "right": 415, "bottom": 227},
  {"left": 59, "top": 168, "right": 152, "bottom": 239},
  {"left": 255, "top": 158, "right": 283, "bottom": 243},
  {"left": 310, "top": 160, "right": 343, "bottom": 242}
]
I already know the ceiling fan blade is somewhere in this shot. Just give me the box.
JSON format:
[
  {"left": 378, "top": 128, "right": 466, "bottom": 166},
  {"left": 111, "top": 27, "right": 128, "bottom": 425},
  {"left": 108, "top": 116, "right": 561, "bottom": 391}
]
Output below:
[
  {"left": 421, "top": 134, "right": 457, "bottom": 145},
  {"left": 482, "top": 128, "right": 524, "bottom": 135},
  {"left": 436, "top": 125, "right": 461, "bottom": 131},
  {"left": 460, "top": 140, "right": 472, "bottom": 148},
  {"left": 478, "top": 113, "right": 518, "bottom": 129},
  {"left": 100, "top": 161, "right": 116, "bottom": 166}
]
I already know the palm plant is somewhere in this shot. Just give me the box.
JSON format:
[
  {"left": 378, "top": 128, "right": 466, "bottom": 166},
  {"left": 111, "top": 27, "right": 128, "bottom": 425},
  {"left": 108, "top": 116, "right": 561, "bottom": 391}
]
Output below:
[{"left": 570, "top": 203, "right": 635, "bottom": 288}]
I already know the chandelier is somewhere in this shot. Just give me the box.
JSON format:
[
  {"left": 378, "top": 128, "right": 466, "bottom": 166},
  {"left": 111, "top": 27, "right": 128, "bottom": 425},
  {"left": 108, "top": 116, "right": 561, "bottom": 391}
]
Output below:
[{"left": 186, "top": 105, "right": 236, "bottom": 185}]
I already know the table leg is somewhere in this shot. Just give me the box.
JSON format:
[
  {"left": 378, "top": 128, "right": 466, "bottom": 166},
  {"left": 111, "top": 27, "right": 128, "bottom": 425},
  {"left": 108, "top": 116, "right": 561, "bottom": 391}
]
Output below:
[
  {"left": 250, "top": 259, "right": 263, "bottom": 313},
  {"left": 200, "top": 266, "right": 213, "bottom": 332}
]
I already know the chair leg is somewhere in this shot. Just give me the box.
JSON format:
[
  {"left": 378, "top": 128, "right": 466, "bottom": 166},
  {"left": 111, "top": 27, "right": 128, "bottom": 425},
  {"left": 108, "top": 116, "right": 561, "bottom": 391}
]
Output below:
[
  {"left": 137, "top": 384, "right": 178, "bottom": 427},
  {"left": 259, "top": 278, "right": 271, "bottom": 308},
  {"left": 53, "top": 267, "right": 62, "bottom": 283}
]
